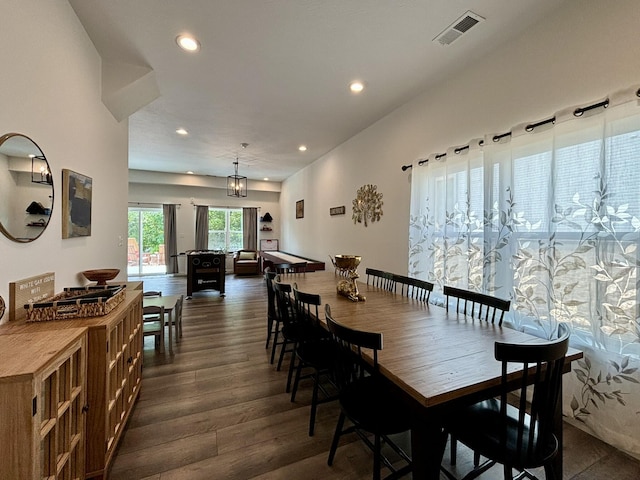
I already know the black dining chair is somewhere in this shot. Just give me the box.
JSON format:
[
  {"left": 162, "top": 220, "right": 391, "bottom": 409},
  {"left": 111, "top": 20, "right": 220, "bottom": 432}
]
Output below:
[
  {"left": 443, "top": 285, "right": 511, "bottom": 465},
  {"left": 366, "top": 268, "right": 396, "bottom": 292},
  {"left": 264, "top": 267, "right": 278, "bottom": 351},
  {"left": 272, "top": 277, "right": 315, "bottom": 393},
  {"left": 325, "top": 304, "right": 412, "bottom": 480},
  {"left": 441, "top": 323, "right": 571, "bottom": 480},
  {"left": 394, "top": 275, "right": 434, "bottom": 302},
  {"left": 443, "top": 285, "right": 511, "bottom": 325},
  {"left": 275, "top": 262, "right": 307, "bottom": 275},
  {"left": 290, "top": 285, "right": 337, "bottom": 436}
]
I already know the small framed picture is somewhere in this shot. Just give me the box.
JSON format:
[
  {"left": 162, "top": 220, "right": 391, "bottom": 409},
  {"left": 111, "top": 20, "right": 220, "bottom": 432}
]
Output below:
[
  {"left": 330, "top": 205, "right": 345, "bottom": 216},
  {"left": 296, "top": 199, "right": 304, "bottom": 219}
]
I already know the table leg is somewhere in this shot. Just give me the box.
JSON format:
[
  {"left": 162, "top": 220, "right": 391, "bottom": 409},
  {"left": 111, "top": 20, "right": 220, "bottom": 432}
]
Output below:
[
  {"left": 167, "top": 311, "right": 173, "bottom": 354},
  {"left": 411, "top": 415, "right": 447, "bottom": 479}
]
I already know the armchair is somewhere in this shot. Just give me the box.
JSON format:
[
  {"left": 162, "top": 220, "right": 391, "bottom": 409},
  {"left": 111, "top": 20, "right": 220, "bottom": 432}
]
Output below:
[{"left": 233, "top": 249, "right": 261, "bottom": 275}]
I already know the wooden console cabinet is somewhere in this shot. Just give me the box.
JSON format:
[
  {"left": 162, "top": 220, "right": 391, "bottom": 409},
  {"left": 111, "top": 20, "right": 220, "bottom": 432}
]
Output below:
[
  {"left": 187, "top": 251, "right": 226, "bottom": 297},
  {"left": 0, "top": 328, "right": 87, "bottom": 479},
  {"left": 0, "top": 289, "right": 143, "bottom": 479}
]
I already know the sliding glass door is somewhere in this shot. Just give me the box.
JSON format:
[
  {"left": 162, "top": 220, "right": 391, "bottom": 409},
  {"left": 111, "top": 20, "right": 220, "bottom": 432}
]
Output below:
[{"left": 127, "top": 207, "right": 166, "bottom": 275}]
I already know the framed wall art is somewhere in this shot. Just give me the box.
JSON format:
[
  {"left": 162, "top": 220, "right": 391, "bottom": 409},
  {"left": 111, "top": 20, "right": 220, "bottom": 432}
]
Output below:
[
  {"left": 296, "top": 199, "right": 304, "bottom": 219},
  {"left": 329, "top": 205, "right": 345, "bottom": 216},
  {"left": 62, "top": 169, "right": 92, "bottom": 238}
]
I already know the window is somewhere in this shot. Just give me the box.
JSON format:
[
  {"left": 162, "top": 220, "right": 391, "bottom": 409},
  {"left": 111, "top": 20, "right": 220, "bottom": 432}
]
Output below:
[
  {"left": 208, "top": 208, "right": 243, "bottom": 252},
  {"left": 127, "top": 208, "right": 165, "bottom": 275}
]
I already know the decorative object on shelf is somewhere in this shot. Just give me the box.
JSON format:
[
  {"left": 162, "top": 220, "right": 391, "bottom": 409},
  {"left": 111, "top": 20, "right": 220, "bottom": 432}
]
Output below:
[
  {"left": 352, "top": 184, "right": 383, "bottom": 227},
  {"left": 260, "top": 226, "right": 272, "bottom": 231},
  {"left": 296, "top": 199, "right": 304, "bottom": 219},
  {"left": 82, "top": 268, "right": 120, "bottom": 285},
  {"left": 31, "top": 154, "right": 52, "bottom": 184},
  {"left": 24, "top": 285, "right": 125, "bottom": 322},
  {"left": 227, "top": 142, "right": 248, "bottom": 197},
  {"left": 334, "top": 255, "right": 366, "bottom": 302},
  {"left": 62, "top": 168, "right": 92, "bottom": 238},
  {"left": 0, "top": 295, "right": 4, "bottom": 320},
  {"left": 329, "top": 205, "right": 345, "bottom": 216},
  {"left": 260, "top": 212, "right": 273, "bottom": 222}
]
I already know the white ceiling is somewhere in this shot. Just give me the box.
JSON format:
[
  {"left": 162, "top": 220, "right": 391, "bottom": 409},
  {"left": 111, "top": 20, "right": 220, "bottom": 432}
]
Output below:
[{"left": 69, "top": 0, "right": 565, "bottom": 182}]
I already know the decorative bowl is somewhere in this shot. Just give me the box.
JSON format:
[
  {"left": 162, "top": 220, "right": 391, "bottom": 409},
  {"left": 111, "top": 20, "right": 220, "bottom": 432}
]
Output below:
[
  {"left": 334, "top": 255, "right": 361, "bottom": 270},
  {"left": 81, "top": 268, "right": 120, "bottom": 286}
]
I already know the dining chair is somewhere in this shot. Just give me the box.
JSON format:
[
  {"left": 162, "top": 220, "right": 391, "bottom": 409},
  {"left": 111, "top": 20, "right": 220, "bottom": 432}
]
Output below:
[
  {"left": 443, "top": 285, "right": 511, "bottom": 325},
  {"left": 264, "top": 267, "right": 278, "bottom": 350},
  {"left": 366, "top": 268, "right": 396, "bottom": 292},
  {"left": 443, "top": 285, "right": 511, "bottom": 465},
  {"left": 325, "top": 304, "right": 412, "bottom": 480},
  {"left": 290, "top": 285, "right": 337, "bottom": 436},
  {"left": 394, "top": 275, "right": 434, "bottom": 302},
  {"left": 275, "top": 262, "right": 308, "bottom": 275},
  {"left": 142, "top": 305, "right": 165, "bottom": 353},
  {"left": 441, "top": 323, "right": 571, "bottom": 480},
  {"left": 273, "top": 277, "right": 310, "bottom": 393}
]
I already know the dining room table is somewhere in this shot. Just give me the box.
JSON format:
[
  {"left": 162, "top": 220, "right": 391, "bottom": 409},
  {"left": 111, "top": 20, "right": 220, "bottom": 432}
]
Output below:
[
  {"left": 143, "top": 294, "right": 182, "bottom": 354},
  {"left": 278, "top": 270, "right": 583, "bottom": 479}
]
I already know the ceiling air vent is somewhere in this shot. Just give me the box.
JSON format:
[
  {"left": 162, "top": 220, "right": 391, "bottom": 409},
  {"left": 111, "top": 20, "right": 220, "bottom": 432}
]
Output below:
[{"left": 433, "top": 10, "right": 484, "bottom": 46}]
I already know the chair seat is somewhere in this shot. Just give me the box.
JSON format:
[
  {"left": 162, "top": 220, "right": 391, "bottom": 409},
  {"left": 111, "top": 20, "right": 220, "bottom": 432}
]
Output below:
[
  {"left": 340, "top": 376, "right": 412, "bottom": 435},
  {"left": 446, "top": 398, "right": 558, "bottom": 470}
]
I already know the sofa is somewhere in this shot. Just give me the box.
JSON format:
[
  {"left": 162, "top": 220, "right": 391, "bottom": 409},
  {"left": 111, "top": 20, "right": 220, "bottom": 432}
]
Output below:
[{"left": 233, "top": 249, "right": 261, "bottom": 275}]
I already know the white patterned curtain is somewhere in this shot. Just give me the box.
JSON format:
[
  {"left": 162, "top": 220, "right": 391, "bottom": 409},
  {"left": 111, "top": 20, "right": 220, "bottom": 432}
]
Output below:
[{"left": 409, "top": 85, "right": 640, "bottom": 460}]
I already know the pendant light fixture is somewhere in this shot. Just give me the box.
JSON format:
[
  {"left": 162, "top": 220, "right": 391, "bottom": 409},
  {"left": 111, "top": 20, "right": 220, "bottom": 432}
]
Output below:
[{"left": 227, "top": 143, "right": 248, "bottom": 197}]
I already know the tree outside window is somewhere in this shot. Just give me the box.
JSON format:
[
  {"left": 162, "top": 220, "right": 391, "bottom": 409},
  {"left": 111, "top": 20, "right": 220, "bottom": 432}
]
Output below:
[{"left": 208, "top": 208, "right": 243, "bottom": 252}]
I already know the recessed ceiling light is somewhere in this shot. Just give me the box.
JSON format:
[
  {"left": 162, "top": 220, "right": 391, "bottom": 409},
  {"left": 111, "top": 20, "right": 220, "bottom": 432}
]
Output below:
[
  {"left": 176, "top": 34, "right": 200, "bottom": 52},
  {"left": 298, "top": 145, "right": 307, "bottom": 152},
  {"left": 186, "top": 171, "right": 194, "bottom": 175},
  {"left": 263, "top": 177, "right": 269, "bottom": 181},
  {"left": 176, "top": 128, "right": 188, "bottom": 135},
  {"left": 349, "top": 81, "right": 364, "bottom": 94}
]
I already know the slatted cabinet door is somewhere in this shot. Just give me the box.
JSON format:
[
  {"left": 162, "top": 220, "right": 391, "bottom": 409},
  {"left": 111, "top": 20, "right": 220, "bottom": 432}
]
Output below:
[{"left": 0, "top": 328, "right": 87, "bottom": 480}]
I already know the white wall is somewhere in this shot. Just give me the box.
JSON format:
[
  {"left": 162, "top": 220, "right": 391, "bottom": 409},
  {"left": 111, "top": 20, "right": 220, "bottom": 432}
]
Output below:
[
  {"left": 128, "top": 174, "right": 281, "bottom": 260},
  {"left": 281, "top": 0, "right": 640, "bottom": 276},
  {"left": 0, "top": 0, "right": 129, "bottom": 322}
]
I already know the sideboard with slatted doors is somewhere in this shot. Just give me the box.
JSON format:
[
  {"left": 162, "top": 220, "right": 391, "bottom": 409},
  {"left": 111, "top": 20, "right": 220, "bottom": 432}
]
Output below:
[{"left": 0, "top": 328, "right": 88, "bottom": 479}]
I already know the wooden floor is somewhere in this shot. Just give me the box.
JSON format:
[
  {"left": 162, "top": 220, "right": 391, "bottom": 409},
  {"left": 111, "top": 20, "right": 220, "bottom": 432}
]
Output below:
[{"left": 110, "top": 274, "right": 640, "bottom": 480}]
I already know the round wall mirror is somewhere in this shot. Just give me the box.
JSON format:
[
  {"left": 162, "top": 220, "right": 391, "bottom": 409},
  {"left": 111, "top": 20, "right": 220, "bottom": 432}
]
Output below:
[{"left": 0, "top": 133, "right": 54, "bottom": 242}]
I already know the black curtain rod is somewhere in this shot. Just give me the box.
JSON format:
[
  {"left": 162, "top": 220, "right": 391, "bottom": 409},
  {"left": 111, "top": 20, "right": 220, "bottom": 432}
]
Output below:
[
  {"left": 401, "top": 164, "right": 412, "bottom": 171},
  {"left": 410, "top": 94, "right": 626, "bottom": 169}
]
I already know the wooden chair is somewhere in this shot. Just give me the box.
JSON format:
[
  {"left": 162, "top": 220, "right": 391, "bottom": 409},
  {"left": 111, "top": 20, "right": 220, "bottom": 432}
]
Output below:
[
  {"left": 442, "top": 324, "right": 571, "bottom": 480},
  {"left": 173, "top": 294, "right": 184, "bottom": 340},
  {"left": 443, "top": 285, "right": 511, "bottom": 465},
  {"left": 394, "top": 275, "right": 434, "bottom": 302},
  {"left": 325, "top": 304, "right": 412, "bottom": 480},
  {"left": 443, "top": 286, "right": 510, "bottom": 325},
  {"left": 142, "top": 305, "right": 165, "bottom": 353},
  {"left": 366, "top": 268, "right": 396, "bottom": 292},
  {"left": 290, "top": 285, "right": 336, "bottom": 436}
]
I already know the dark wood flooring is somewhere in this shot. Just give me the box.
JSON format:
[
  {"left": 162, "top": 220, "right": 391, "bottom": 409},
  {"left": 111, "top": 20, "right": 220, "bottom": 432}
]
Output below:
[{"left": 110, "top": 274, "right": 640, "bottom": 479}]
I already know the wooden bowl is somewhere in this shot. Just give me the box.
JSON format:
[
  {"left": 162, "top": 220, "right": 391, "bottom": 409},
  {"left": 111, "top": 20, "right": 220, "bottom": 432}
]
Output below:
[{"left": 82, "top": 268, "right": 120, "bottom": 286}]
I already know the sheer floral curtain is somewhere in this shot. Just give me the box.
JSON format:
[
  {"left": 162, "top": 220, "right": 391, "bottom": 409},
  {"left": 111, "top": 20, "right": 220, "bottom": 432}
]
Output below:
[{"left": 409, "top": 85, "right": 640, "bottom": 459}]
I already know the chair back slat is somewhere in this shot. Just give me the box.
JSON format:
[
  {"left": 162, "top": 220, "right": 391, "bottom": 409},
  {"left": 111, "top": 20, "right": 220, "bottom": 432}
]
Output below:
[
  {"left": 292, "top": 284, "right": 321, "bottom": 330},
  {"left": 443, "top": 285, "right": 510, "bottom": 325}
]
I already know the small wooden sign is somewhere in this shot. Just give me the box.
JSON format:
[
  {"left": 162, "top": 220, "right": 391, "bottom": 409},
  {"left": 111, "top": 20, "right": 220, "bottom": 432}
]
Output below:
[
  {"left": 330, "top": 205, "right": 345, "bottom": 216},
  {"left": 9, "top": 272, "right": 55, "bottom": 321}
]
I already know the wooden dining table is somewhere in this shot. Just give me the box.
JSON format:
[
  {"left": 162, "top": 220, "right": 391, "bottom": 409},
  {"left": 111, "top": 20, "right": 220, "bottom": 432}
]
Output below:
[
  {"left": 279, "top": 270, "right": 583, "bottom": 479},
  {"left": 143, "top": 294, "right": 182, "bottom": 354}
]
